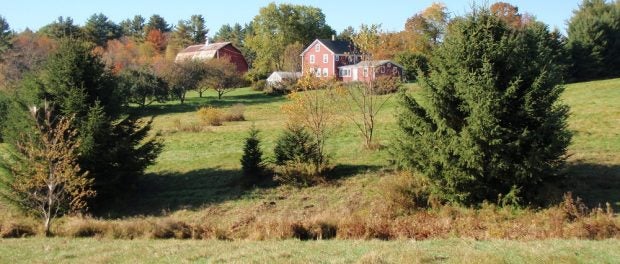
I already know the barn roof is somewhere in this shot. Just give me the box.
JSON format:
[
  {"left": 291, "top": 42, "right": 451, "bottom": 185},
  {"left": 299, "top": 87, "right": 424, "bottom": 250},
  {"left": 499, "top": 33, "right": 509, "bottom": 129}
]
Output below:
[{"left": 178, "top": 42, "right": 232, "bottom": 54}]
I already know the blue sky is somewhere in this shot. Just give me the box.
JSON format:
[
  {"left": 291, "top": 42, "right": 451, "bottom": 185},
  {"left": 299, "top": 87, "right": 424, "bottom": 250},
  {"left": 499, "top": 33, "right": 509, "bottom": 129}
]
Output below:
[{"left": 2, "top": 1, "right": 580, "bottom": 34}]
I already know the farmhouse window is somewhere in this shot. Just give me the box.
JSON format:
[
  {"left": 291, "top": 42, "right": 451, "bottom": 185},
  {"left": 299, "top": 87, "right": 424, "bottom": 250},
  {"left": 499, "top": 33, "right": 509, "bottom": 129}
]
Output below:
[
  {"left": 335, "top": 55, "right": 339, "bottom": 61},
  {"left": 315, "top": 68, "right": 321, "bottom": 77},
  {"left": 322, "top": 68, "right": 328, "bottom": 77},
  {"left": 363, "top": 67, "right": 369, "bottom": 77},
  {"left": 315, "top": 44, "right": 320, "bottom": 52},
  {"left": 310, "top": 55, "right": 315, "bottom": 64},
  {"left": 323, "top": 54, "right": 328, "bottom": 63},
  {"left": 339, "top": 68, "right": 351, "bottom": 77}
]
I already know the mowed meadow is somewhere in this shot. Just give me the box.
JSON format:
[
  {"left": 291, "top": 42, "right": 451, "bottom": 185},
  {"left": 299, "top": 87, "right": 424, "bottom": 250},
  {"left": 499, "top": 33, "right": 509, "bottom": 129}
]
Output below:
[{"left": 1, "top": 78, "right": 619, "bottom": 262}]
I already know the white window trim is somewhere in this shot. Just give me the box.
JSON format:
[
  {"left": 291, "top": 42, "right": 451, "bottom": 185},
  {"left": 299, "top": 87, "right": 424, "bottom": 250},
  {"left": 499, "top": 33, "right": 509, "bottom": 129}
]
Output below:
[
  {"left": 309, "top": 55, "right": 315, "bottom": 64},
  {"left": 339, "top": 68, "right": 351, "bottom": 77},
  {"left": 322, "top": 68, "right": 328, "bottom": 77},
  {"left": 323, "top": 54, "right": 328, "bottom": 63},
  {"left": 335, "top": 55, "right": 339, "bottom": 61},
  {"left": 315, "top": 68, "right": 321, "bottom": 77}
]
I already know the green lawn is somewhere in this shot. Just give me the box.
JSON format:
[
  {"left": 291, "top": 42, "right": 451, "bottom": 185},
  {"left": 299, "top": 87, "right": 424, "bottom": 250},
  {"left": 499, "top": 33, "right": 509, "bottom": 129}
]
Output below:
[{"left": 2, "top": 238, "right": 619, "bottom": 264}]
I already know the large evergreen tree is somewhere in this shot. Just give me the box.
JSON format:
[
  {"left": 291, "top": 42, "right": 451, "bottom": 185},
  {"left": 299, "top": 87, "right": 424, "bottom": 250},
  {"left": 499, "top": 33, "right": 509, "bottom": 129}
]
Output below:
[
  {"left": 392, "top": 8, "right": 571, "bottom": 205},
  {"left": 566, "top": 0, "right": 620, "bottom": 81},
  {"left": 2, "top": 39, "right": 162, "bottom": 209},
  {"left": 82, "top": 13, "right": 121, "bottom": 47}
]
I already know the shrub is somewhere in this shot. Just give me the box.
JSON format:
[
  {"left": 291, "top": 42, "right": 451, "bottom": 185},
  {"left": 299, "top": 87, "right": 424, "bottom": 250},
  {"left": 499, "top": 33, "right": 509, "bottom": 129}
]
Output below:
[
  {"left": 224, "top": 103, "right": 246, "bottom": 122},
  {"left": 197, "top": 107, "right": 224, "bottom": 126},
  {"left": 170, "top": 118, "right": 203, "bottom": 133},
  {"left": 252, "top": 80, "right": 267, "bottom": 91},
  {"left": 241, "top": 126, "right": 265, "bottom": 181},
  {"left": 379, "top": 171, "right": 432, "bottom": 216},
  {"left": 273, "top": 125, "right": 321, "bottom": 167},
  {"left": 0, "top": 222, "right": 36, "bottom": 238},
  {"left": 273, "top": 161, "right": 324, "bottom": 186}
]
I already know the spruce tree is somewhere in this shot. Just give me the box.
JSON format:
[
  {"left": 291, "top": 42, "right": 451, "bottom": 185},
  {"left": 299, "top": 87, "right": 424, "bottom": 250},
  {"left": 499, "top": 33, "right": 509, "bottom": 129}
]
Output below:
[
  {"left": 567, "top": 0, "right": 620, "bottom": 81},
  {"left": 240, "top": 126, "right": 264, "bottom": 180},
  {"left": 2, "top": 39, "right": 162, "bottom": 209},
  {"left": 392, "top": 8, "right": 571, "bottom": 205}
]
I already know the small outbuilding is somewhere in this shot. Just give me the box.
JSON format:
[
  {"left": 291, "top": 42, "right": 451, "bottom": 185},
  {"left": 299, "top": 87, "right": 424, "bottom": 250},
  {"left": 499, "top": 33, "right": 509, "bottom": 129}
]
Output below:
[
  {"left": 339, "top": 60, "right": 404, "bottom": 83},
  {"left": 266, "top": 71, "right": 302, "bottom": 86},
  {"left": 175, "top": 40, "right": 249, "bottom": 73}
]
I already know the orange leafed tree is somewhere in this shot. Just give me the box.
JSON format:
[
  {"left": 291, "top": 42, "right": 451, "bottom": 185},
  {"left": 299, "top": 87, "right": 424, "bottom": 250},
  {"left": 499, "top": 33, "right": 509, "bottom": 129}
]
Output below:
[{"left": 4, "top": 104, "right": 94, "bottom": 236}]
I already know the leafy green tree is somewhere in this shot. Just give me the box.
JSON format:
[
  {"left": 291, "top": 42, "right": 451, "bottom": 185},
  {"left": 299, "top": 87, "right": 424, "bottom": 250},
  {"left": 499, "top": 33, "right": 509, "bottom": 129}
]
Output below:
[
  {"left": 118, "top": 67, "right": 168, "bottom": 107},
  {"left": 189, "top": 15, "right": 208, "bottom": 44},
  {"left": 0, "top": 15, "right": 12, "bottom": 57},
  {"left": 83, "top": 13, "right": 121, "bottom": 47},
  {"left": 120, "top": 15, "right": 145, "bottom": 40},
  {"left": 37, "top": 16, "right": 82, "bottom": 39},
  {"left": 567, "top": 0, "right": 620, "bottom": 81},
  {"left": 394, "top": 51, "right": 429, "bottom": 82},
  {"left": 246, "top": 3, "right": 334, "bottom": 77},
  {"left": 202, "top": 58, "right": 245, "bottom": 99},
  {"left": 241, "top": 125, "right": 265, "bottom": 180},
  {"left": 144, "top": 14, "right": 171, "bottom": 34},
  {"left": 161, "top": 59, "right": 205, "bottom": 103},
  {"left": 273, "top": 124, "right": 320, "bottom": 167},
  {"left": 392, "top": 8, "right": 571, "bottom": 205}
]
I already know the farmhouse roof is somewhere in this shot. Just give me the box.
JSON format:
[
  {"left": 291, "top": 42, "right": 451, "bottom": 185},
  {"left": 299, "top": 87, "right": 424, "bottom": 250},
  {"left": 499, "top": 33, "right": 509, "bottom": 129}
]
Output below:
[
  {"left": 179, "top": 42, "right": 232, "bottom": 53},
  {"left": 339, "top": 60, "right": 404, "bottom": 69},
  {"left": 301, "top": 39, "right": 356, "bottom": 55}
]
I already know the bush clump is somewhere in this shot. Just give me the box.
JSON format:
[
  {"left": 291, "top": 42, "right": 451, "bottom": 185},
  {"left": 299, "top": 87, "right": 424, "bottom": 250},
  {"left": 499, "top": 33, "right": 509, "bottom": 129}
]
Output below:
[
  {"left": 197, "top": 107, "right": 224, "bottom": 126},
  {"left": 272, "top": 125, "right": 327, "bottom": 186}
]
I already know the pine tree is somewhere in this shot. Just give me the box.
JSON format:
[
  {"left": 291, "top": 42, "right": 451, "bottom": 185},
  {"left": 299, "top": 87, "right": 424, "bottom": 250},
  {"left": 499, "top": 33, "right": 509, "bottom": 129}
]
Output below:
[
  {"left": 566, "top": 0, "right": 620, "bottom": 81},
  {"left": 392, "top": 8, "right": 571, "bottom": 205},
  {"left": 240, "top": 125, "right": 264, "bottom": 181}
]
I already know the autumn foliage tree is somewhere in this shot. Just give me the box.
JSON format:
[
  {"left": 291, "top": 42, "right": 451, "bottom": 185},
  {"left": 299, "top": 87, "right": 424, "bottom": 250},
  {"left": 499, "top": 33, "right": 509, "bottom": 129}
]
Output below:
[
  {"left": 202, "top": 58, "right": 245, "bottom": 99},
  {"left": 1, "top": 104, "right": 94, "bottom": 236}
]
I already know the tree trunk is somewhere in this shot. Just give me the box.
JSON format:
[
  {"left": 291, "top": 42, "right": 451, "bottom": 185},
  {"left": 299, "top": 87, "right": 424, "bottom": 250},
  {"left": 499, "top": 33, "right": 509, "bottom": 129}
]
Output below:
[
  {"left": 199, "top": 90, "right": 203, "bottom": 98},
  {"left": 44, "top": 216, "right": 51, "bottom": 237}
]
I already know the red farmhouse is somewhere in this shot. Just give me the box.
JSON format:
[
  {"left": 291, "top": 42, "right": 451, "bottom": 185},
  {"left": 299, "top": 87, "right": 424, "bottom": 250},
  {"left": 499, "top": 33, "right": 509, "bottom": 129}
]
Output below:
[
  {"left": 300, "top": 37, "right": 361, "bottom": 79},
  {"left": 175, "top": 41, "right": 249, "bottom": 73}
]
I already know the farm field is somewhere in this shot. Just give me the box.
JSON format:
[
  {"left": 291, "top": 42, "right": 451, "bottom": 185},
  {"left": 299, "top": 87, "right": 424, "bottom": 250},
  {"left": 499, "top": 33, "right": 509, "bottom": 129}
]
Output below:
[
  {"left": 1, "top": 78, "right": 619, "bottom": 262},
  {"left": 2, "top": 238, "right": 620, "bottom": 263}
]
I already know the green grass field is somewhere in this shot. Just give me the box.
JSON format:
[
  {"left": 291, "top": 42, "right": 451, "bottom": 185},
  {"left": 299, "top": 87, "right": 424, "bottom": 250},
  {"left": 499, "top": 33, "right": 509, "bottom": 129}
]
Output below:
[
  {"left": 1, "top": 79, "right": 619, "bottom": 262},
  {"left": 2, "top": 238, "right": 619, "bottom": 263}
]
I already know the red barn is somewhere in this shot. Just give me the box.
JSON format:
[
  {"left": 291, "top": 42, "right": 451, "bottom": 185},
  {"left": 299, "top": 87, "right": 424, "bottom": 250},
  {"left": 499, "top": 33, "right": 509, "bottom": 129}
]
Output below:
[
  {"left": 338, "top": 60, "right": 404, "bottom": 83},
  {"left": 175, "top": 41, "right": 249, "bottom": 73},
  {"left": 300, "top": 37, "right": 361, "bottom": 79}
]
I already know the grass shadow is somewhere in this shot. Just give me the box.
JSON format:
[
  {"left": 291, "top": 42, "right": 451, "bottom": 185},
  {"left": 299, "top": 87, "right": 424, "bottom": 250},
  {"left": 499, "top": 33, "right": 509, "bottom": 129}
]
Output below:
[
  {"left": 328, "top": 164, "right": 384, "bottom": 181},
  {"left": 95, "top": 167, "right": 269, "bottom": 218},
  {"left": 131, "top": 92, "right": 287, "bottom": 118},
  {"left": 564, "top": 162, "right": 620, "bottom": 210}
]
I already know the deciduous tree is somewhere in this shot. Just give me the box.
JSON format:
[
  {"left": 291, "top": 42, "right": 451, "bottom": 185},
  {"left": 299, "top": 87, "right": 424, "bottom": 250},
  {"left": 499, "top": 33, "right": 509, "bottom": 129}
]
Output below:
[
  {"left": 1, "top": 104, "right": 94, "bottom": 236},
  {"left": 202, "top": 58, "right": 244, "bottom": 99}
]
